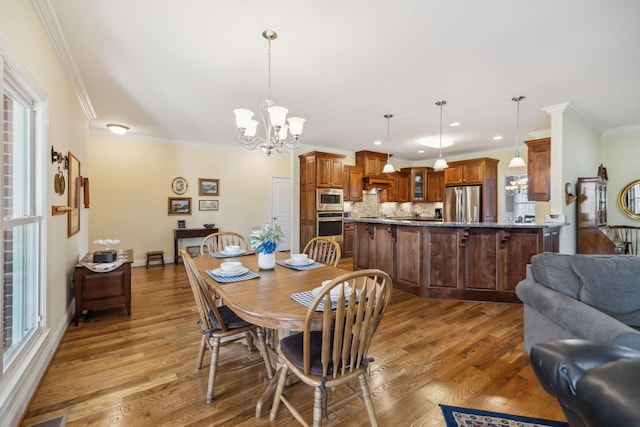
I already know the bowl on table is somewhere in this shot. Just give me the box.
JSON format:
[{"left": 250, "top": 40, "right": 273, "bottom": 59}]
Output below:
[
  {"left": 224, "top": 245, "right": 241, "bottom": 254},
  {"left": 220, "top": 261, "right": 243, "bottom": 272},
  {"left": 290, "top": 253, "right": 308, "bottom": 263},
  {"left": 312, "top": 280, "right": 352, "bottom": 298}
]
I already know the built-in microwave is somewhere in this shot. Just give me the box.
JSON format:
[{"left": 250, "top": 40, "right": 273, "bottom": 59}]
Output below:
[{"left": 316, "top": 188, "right": 344, "bottom": 211}]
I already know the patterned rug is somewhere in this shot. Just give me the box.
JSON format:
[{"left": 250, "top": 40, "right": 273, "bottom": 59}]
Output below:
[{"left": 440, "top": 404, "right": 569, "bottom": 427}]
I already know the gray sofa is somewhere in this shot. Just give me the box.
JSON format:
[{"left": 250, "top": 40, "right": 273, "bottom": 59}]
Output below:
[{"left": 515, "top": 252, "right": 640, "bottom": 353}]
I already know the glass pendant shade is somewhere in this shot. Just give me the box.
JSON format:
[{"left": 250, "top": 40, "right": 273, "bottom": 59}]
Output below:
[
  {"left": 287, "top": 117, "right": 305, "bottom": 136},
  {"left": 508, "top": 96, "right": 526, "bottom": 168},
  {"left": 508, "top": 153, "right": 526, "bottom": 168},
  {"left": 233, "top": 109, "right": 254, "bottom": 128},
  {"left": 382, "top": 162, "right": 395, "bottom": 173},
  {"left": 433, "top": 157, "right": 449, "bottom": 171},
  {"left": 267, "top": 106, "right": 288, "bottom": 128}
]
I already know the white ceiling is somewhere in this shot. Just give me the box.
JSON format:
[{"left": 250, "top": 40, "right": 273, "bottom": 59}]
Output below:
[{"left": 48, "top": 0, "right": 640, "bottom": 161}]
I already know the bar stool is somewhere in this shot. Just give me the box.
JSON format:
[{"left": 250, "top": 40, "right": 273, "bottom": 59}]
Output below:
[{"left": 146, "top": 250, "right": 165, "bottom": 268}]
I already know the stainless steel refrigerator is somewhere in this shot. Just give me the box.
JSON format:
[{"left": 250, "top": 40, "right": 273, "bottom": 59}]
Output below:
[{"left": 444, "top": 185, "right": 482, "bottom": 223}]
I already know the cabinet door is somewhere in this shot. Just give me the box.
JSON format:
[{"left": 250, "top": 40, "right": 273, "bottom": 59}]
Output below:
[
  {"left": 316, "top": 157, "right": 332, "bottom": 187},
  {"left": 424, "top": 227, "right": 463, "bottom": 290},
  {"left": 462, "top": 160, "right": 484, "bottom": 184},
  {"left": 394, "top": 226, "right": 421, "bottom": 294},
  {"left": 444, "top": 165, "right": 463, "bottom": 185},
  {"left": 372, "top": 224, "right": 394, "bottom": 276},
  {"left": 343, "top": 166, "right": 363, "bottom": 201},
  {"left": 343, "top": 223, "right": 355, "bottom": 257},
  {"left": 354, "top": 223, "right": 372, "bottom": 270},
  {"left": 426, "top": 171, "right": 443, "bottom": 202},
  {"left": 396, "top": 172, "right": 410, "bottom": 202},
  {"left": 411, "top": 169, "right": 427, "bottom": 202},
  {"left": 330, "top": 158, "right": 343, "bottom": 188},
  {"left": 526, "top": 138, "right": 551, "bottom": 201}
]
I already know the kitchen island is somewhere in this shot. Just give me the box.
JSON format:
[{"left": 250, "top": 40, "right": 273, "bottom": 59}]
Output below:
[{"left": 347, "top": 217, "right": 566, "bottom": 303}]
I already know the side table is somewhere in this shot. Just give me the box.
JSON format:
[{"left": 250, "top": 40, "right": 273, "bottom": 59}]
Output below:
[{"left": 174, "top": 228, "right": 218, "bottom": 264}]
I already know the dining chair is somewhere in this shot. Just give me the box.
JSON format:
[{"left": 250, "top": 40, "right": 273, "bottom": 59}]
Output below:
[
  {"left": 180, "top": 249, "right": 273, "bottom": 403},
  {"left": 200, "top": 231, "right": 249, "bottom": 256},
  {"left": 302, "top": 237, "right": 342, "bottom": 267},
  {"left": 270, "top": 269, "right": 393, "bottom": 426}
]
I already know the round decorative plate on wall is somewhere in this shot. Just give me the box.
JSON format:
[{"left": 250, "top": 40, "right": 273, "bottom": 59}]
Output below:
[{"left": 172, "top": 177, "right": 188, "bottom": 195}]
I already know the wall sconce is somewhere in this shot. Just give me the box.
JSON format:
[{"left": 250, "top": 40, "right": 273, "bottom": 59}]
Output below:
[{"left": 565, "top": 182, "right": 577, "bottom": 205}]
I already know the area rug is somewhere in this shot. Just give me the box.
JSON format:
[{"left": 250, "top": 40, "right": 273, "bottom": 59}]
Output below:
[{"left": 440, "top": 404, "right": 568, "bottom": 427}]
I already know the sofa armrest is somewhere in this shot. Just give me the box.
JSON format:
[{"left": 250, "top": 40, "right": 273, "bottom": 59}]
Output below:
[{"left": 516, "top": 279, "right": 640, "bottom": 349}]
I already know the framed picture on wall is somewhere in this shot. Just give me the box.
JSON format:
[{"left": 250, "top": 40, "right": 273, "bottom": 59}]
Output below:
[
  {"left": 199, "top": 200, "right": 218, "bottom": 211},
  {"left": 198, "top": 178, "right": 219, "bottom": 196},
  {"left": 168, "top": 197, "right": 191, "bottom": 215},
  {"left": 177, "top": 220, "right": 186, "bottom": 229}
]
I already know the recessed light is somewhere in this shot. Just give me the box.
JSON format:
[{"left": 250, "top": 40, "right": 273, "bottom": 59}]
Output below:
[
  {"left": 493, "top": 135, "right": 503, "bottom": 141},
  {"left": 107, "top": 124, "right": 129, "bottom": 135},
  {"left": 449, "top": 122, "right": 460, "bottom": 127},
  {"left": 417, "top": 149, "right": 425, "bottom": 154},
  {"left": 374, "top": 140, "right": 382, "bottom": 145}
]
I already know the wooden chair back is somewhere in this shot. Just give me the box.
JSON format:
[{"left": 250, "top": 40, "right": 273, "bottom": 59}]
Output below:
[
  {"left": 610, "top": 225, "right": 640, "bottom": 255},
  {"left": 303, "top": 237, "right": 342, "bottom": 267},
  {"left": 303, "top": 269, "right": 392, "bottom": 378},
  {"left": 200, "top": 231, "right": 249, "bottom": 256}
]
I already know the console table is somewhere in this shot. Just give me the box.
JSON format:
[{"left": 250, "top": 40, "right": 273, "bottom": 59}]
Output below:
[
  {"left": 174, "top": 228, "right": 218, "bottom": 263},
  {"left": 73, "top": 249, "right": 133, "bottom": 325}
]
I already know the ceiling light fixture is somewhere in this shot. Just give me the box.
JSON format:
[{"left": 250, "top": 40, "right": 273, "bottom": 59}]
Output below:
[
  {"left": 433, "top": 101, "right": 449, "bottom": 171},
  {"left": 382, "top": 114, "right": 395, "bottom": 173},
  {"left": 508, "top": 96, "right": 526, "bottom": 168},
  {"left": 106, "top": 124, "right": 129, "bottom": 135},
  {"left": 233, "top": 30, "right": 305, "bottom": 157}
]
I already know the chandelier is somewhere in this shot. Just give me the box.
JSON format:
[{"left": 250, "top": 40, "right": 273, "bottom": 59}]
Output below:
[
  {"left": 233, "top": 30, "right": 305, "bottom": 156},
  {"left": 433, "top": 100, "right": 449, "bottom": 171},
  {"left": 505, "top": 175, "right": 528, "bottom": 195},
  {"left": 508, "top": 96, "right": 526, "bottom": 167}
]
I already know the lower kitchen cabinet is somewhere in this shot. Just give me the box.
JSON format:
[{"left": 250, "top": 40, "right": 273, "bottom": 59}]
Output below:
[{"left": 343, "top": 222, "right": 355, "bottom": 257}]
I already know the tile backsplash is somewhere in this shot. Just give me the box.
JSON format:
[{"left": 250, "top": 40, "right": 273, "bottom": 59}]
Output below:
[{"left": 345, "top": 193, "right": 443, "bottom": 218}]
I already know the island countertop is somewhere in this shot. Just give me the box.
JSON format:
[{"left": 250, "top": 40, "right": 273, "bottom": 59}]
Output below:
[{"left": 345, "top": 217, "right": 568, "bottom": 229}]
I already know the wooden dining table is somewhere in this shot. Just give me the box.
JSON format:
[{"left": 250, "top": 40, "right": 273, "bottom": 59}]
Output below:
[{"left": 191, "top": 251, "right": 351, "bottom": 417}]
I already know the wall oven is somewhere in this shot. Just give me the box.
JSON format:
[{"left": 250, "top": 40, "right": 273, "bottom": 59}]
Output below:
[
  {"left": 316, "top": 212, "right": 344, "bottom": 244},
  {"left": 316, "top": 188, "right": 344, "bottom": 212}
]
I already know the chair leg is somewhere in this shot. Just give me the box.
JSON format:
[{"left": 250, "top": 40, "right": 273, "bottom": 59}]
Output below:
[
  {"left": 358, "top": 374, "right": 378, "bottom": 427},
  {"left": 244, "top": 331, "right": 256, "bottom": 351},
  {"left": 312, "top": 386, "right": 323, "bottom": 427},
  {"left": 269, "top": 364, "right": 289, "bottom": 421},
  {"left": 206, "top": 337, "right": 221, "bottom": 403},
  {"left": 255, "top": 327, "right": 273, "bottom": 379},
  {"left": 196, "top": 335, "right": 207, "bottom": 370}
]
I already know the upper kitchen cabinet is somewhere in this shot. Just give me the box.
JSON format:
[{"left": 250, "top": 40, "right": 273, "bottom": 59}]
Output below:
[
  {"left": 301, "top": 151, "right": 345, "bottom": 188},
  {"left": 356, "top": 151, "right": 390, "bottom": 177},
  {"left": 443, "top": 158, "right": 493, "bottom": 185},
  {"left": 402, "top": 167, "right": 431, "bottom": 202},
  {"left": 526, "top": 137, "right": 551, "bottom": 201},
  {"left": 426, "top": 170, "right": 444, "bottom": 202},
  {"left": 343, "top": 165, "right": 363, "bottom": 202},
  {"left": 395, "top": 170, "right": 411, "bottom": 203}
]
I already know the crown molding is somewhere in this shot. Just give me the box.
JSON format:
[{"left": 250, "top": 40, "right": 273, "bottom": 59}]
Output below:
[
  {"left": 32, "top": 0, "right": 96, "bottom": 119},
  {"left": 542, "top": 102, "right": 603, "bottom": 134},
  {"left": 602, "top": 124, "right": 640, "bottom": 136}
]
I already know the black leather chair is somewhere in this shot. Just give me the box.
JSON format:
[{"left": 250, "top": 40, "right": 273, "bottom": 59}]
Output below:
[{"left": 530, "top": 339, "right": 640, "bottom": 427}]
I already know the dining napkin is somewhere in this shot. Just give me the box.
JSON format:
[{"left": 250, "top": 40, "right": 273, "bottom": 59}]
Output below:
[
  {"left": 205, "top": 269, "right": 260, "bottom": 283},
  {"left": 211, "top": 250, "right": 255, "bottom": 259},
  {"left": 276, "top": 260, "right": 325, "bottom": 271}
]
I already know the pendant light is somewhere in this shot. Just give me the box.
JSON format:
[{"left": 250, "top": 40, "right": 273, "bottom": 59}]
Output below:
[
  {"left": 433, "top": 101, "right": 449, "bottom": 171},
  {"left": 382, "top": 114, "right": 395, "bottom": 173},
  {"left": 508, "top": 96, "right": 526, "bottom": 168}
]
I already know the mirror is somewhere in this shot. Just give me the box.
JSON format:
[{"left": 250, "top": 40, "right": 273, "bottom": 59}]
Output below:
[
  {"left": 618, "top": 179, "right": 640, "bottom": 220},
  {"left": 68, "top": 152, "right": 81, "bottom": 236}
]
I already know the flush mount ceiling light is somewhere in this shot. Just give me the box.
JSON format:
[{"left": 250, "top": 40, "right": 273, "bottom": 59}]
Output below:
[
  {"left": 233, "top": 30, "right": 305, "bottom": 157},
  {"left": 508, "top": 96, "right": 526, "bottom": 168},
  {"left": 382, "top": 114, "right": 395, "bottom": 173},
  {"left": 106, "top": 124, "right": 129, "bottom": 135},
  {"left": 433, "top": 100, "right": 449, "bottom": 171}
]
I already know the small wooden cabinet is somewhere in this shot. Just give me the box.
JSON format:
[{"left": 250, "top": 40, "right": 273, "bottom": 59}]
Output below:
[
  {"left": 395, "top": 171, "right": 411, "bottom": 203},
  {"left": 526, "top": 137, "right": 551, "bottom": 201},
  {"left": 402, "top": 167, "right": 431, "bottom": 202},
  {"left": 343, "top": 166, "right": 363, "bottom": 202},
  {"left": 73, "top": 250, "right": 133, "bottom": 325},
  {"left": 355, "top": 151, "right": 390, "bottom": 177},
  {"left": 426, "top": 170, "right": 444, "bottom": 202},
  {"left": 443, "top": 158, "right": 488, "bottom": 185},
  {"left": 343, "top": 222, "right": 355, "bottom": 257},
  {"left": 315, "top": 154, "right": 344, "bottom": 188}
]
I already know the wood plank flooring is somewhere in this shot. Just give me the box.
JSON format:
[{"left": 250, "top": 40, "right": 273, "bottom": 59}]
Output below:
[{"left": 21, "top": 258, "right": 566, "bottom": 426}]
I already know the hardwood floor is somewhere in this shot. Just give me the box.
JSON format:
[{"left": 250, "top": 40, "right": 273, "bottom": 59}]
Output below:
[{"left": 22, "top": 258, "right": 566, "bottom": 427}]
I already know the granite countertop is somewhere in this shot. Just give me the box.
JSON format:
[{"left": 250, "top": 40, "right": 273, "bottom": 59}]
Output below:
[{"left": 345, "top": 217, "right": 569, "bottom": 228}]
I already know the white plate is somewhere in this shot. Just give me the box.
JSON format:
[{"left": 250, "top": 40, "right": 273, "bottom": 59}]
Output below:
[
  {"left": 220, "top": 249, "right": 247, "bottom": 256},
  {"left": 211, "top": 266, "right": 249, "bottom": 277},
  {"left": 285, "top": 258, "right": 315, "bottom": 266},
  {"left": 312, "top": 283, "right": 352, "bottom": 298}
]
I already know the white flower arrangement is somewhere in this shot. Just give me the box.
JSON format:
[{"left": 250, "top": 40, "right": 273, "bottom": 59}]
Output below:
[{"left": 247, "top": 224, "right": 283, "bottom": 254}]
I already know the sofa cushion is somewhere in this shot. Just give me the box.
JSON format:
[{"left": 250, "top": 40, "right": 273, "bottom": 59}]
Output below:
[
  {"left": 530, "top": 253, "right": 581, "bottom": 298},
  {"left": 570, "top": 255, "right": 640, "bottom": 327}
]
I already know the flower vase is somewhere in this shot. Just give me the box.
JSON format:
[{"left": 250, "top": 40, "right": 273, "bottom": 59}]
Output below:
[{"left": 258, "top": 252, "right": 276, "bottom": 270}]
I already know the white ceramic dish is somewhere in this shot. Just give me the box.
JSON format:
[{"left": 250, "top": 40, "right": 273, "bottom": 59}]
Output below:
[
  {"left": 290, "top": 253, "right": 308, "bottom": 262},
  {"left": 312, "top": 282, "right": 352, "bottom": 298},
  {"left": 220, "top": 248, "right": 247, "bottom": 255},
  {"left": 211, "top": 266, "right": 249, "bottom": 277},
  {"left": 224, "top": 245, "right": 241, "bottom": 253},
  {"left": 285, "top": 258, "right": 315, "bottom": 266},
  {"left": 220, "top": 261, "right": 242, "bottom": 272}
]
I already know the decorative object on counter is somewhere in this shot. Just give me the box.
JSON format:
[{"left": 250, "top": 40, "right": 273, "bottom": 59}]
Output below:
[
  {"left": 382, "top": 114, "right": 395, "bottom": 173},
  {"left": 171, "top": 177, "right": 188, "bottom": 195},
  {"left": 106, "top": 124, "right": 129, "bottom": 135},
  {"left": 168, "top": 197, "right": 191, "bottom": 215},
  {"left": 433, "top": 101, "right": 449, "bottom": 171},
  {"left": 233, "top": 30, "right": 305, "bottom": 156},
  {"left": 248, "top": 223, "right": 283, "bottom": 270},
  {"left": 199, "top": 200, "right": 218, "bottom": 211},
  {"left": 565, "top": 182, "right": 577, "bottom": 205},
  {"left": 93, "top": 238, "right": 121, "bottom": 250},
  {"left": 198, "top": 178, "right": 219, "bottom": 196},
  {"left": 508, "top": 96, "right": 526, "bottom": 168},
  {"left": 203, "top": 223, "right": 215, "bottom": 229}
]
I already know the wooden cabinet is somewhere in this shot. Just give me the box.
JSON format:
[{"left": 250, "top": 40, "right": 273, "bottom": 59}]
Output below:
[
  {"left": 353, "top": 222, "right": 394, "bottom": 277},
  {"left": 395, "top": 171, "right": 411, "bottom": 203},
  {"left": 526, "top": 137, "right": 551, "bottom": 201},
  {"left": 342, "top": 166, "right": 363, "bottom": 202},
  {"left": 402, "top": 167, "right": 431, "bottom": 202},
  {"left": 426, "top": 170, "right": 444, "bottom": 202},
  {"left": 343, "top": 222, "right": 355, "bottom": 257},
  {"left": 315, "top": 154, "right": 344, "bottom": 188},
  {"left": 576, "top": 177, "right": 625, "bottom": 254},
  {"left": 356, "top": 151, "right": 390, "bottom": 177},
  {"left": 444, "top": 158, "right": 486, "bottom": 185},
  {"left": 394, "top": 226, "right": 422, "bottom": 294}
]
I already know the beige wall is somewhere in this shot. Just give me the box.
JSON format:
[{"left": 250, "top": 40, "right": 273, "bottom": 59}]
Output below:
[
  {"left": 601, "top": 130, "right": 640, "bottom": 226},
  {"left": 88, "top": 135, "right": 291, "bottom": 263}
]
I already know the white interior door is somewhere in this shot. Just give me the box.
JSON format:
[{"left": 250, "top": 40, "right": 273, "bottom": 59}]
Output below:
[{"left": 271, "top": 177, "right": 291, "bottom": 252}]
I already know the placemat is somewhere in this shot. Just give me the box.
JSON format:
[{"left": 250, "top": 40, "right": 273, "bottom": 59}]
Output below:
[
  {"left": 276, "top": 260, "right": 326, "bottom": 271},
  {"left": 291, "top": 290, "right": 360, "bottom": 311},
  {"left": 211, "top": 250, "right": 255, "bottom": 259},
  {"left": 205, "top": 269, "right": 260, "bottom": 283}
]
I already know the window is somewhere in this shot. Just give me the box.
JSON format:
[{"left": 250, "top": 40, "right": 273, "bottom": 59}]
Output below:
[
  {"left": 505, "top": 174, "right": 536, "bottom": 223},
  {"left": 1, "top": 55, "right": 45, "bottom": 375}
]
